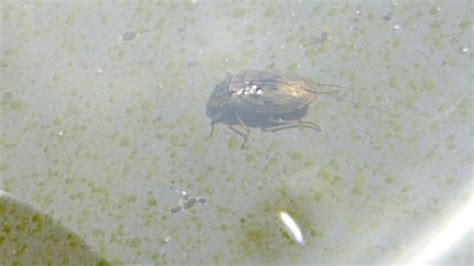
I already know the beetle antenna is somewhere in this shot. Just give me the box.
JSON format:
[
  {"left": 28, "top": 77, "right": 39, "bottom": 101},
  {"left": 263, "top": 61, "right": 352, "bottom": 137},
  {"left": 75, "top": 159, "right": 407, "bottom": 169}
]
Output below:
[
  {"left": 314, "top": 83, "right": 345, "bottom": 94},
  {"left": 312, "top": 83, "right": 349, "bottom": 101},
  {"left": 316, "top": 83, "right": 388, "bottom": 114}
]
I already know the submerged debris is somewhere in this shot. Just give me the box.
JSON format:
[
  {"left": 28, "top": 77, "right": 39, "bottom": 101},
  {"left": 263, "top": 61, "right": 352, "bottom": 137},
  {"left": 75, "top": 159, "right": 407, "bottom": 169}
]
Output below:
[
  {"left": 119, "top": 29, "right": 149, "bottom": 42},
  {"left": 279, "top": 211, "right": 304, "bottom": 245},
  {"left": 170, "top": 206, "right": 182, "bottom": 213},
  {"left": 170, "top": 189, "right": 207, "bottom": 213}
]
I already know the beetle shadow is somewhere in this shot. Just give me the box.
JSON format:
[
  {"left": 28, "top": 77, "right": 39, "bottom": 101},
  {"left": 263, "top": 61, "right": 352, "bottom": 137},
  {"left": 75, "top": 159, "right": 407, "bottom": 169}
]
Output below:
[{"left": 209, "top": 106, "right": 310, "bottom": 130}]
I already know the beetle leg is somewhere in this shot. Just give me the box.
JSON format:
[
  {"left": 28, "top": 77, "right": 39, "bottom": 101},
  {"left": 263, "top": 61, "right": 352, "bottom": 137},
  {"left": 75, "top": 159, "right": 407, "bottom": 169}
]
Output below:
[
  {"left": 299, "top": 120, "right": 322, "bottom": 131},
  {"left": 210, "top": 117, "right": 220, "bottom": 137},
  {"left": 209, "top": 111, "right": 226, "bottom": 137},
  {"left": 228, "top": 125, "right": 247, "bottom": 138},
  {"left": 228, "top": 125, "right": 251, "bottom": 149},
  {"left": 263, "top": 123, "right": 321, "bottom": 132},
  {"left": 263, "top": 117, "right": 321, "bottom": 132},
  {"left": 209, "top": 123, "right": 215, "bottom": 137},
  {"left": 235, "top": 113, "right": 251, "bottom": 149},
  {"left": 227, "top": 75, "right": 235, "bottom": 92}
]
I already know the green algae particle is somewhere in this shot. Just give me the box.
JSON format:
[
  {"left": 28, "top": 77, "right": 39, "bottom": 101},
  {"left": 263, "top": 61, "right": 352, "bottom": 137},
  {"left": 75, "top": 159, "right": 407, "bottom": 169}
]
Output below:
[
  {"left": 233, "top": 8, "right": 248, "bottom": 18},
  {"left": 430, "top": 19, "right": 441, "bottom": 29},
  {"left": 351, "top": 185, "right": 363, "bottom": 195},
  {"left": 100, "top": 15, "right": 108, "bottom": 25},
  {"left": 290, "top": 152, "right": 303, "bottom": 161},
  {"left": 207, "top": 165, "right": 215, "bottom": 172},
  {"left": 422, "top": 78, "right": 436, "bottom": 91},
  {"left": 246, "top": 154, "right": 256, "bottom": 162},
  {"left": 304, "top": 47, "right": 318, "bottom": 58},
  {"left": 108, "top": 95, "right": 117, "bottom": 103},
  {"left": 388, "top": 75, "right": 398, "bottom": 87},
  {"left": 1, "top": 98, "right": 27, "bottom": 112},
  {"left": 401, "top": 184, "right": 412, "bottom": 193},
  {"left": 52, "top": 117, "right": 63, "bottom": 125},
  {"left": 447, "top": 142, "right": 455, "bottom": 150},
  {"left": 92, "top": 228, "right": 105, "bottom": 237},
  {"left": 220, "top": 224, "right": 228, "bottom": 232},
  {"left": 445, "top": 176, "right": 456, "bottom": 185},
  {"left": 264, "top": 157, "right": 279, "bottom": 172},
  {"left": 327, "top": 158, "right": 340, "bottom": 170},
  {"left": 385, "top": 176, "right": 397, "bottom": 184},
  {"left": 287, "top": 62, "right": 298, "bottom": 72},
  {"left": 97, "top": 259, "right": 111, "bottom": 266},
  {"left": 241, "top": 230, "right": 269, "bottom": 254},
  {"left": 52, "top": 74, "right": 62, "bottom": 82},
  {"left": 310, "top": 229, "right": 323, "bottom": 238},
  {"left": 125, "top": 107, "right": 134, "bottom": 115},
  {"left": 126, "top": 195, "right": 137, "bottom": 204},
  {"left": 91, "top": 185, "right": 109, "bottom": 196},
  {"left": 347, "top": 71, "right": 356, "bottom": 82},
  {"left": 4, "top": 47, "right": 21, "bottom": 56},
  {"left": 227, "top": 135, "right": 240, "bottom": 149},
  {"left": 245, "top": 25, "right": 256, "bottom": 35},
  {"left": 429, "top": 6, "right": 440, "bottom": 14},
  {"left": 3, "top": 224, "right": 12, "bottom": 234},
  {"left": 140, "top": 99, "right": 153, "bottom": 111},
  {"left": 120, "top": 137, "right": 131, "bottom": 146},
  {"left": 197, "top": 173, "right": 208, "bottom": 183},
  {"left": 0, "top": 162, "right": 8, "bottom": 172},
  {"left": 31, "top": 213, "right": 42, "bottom": 222},
  {"left": 459, "top": 18, "right": 471, "bottom": 30},
  {"left": 264, "top": 7, "right": 276, "bottom": 17},
  {"left": 152, "top": 253, "right": 163, "bottom": 266},
  {"left": 314, "top": 191, "right": 324, "bottom": 202},
  {"left": 147, "top": 197, "right": 157, "bottom": 207},
  {"left": 130, "top": 238, "right": 141, "bottom": 248},
  {"left": 42, "top": 194, "right": 54, "bottom": 205},
  {"left": 318, "top": 168, "right": 332, "bottom": 182},
  {"left": 279, "top": 186, "right": 289, "bottom": 198},
  {"left": 352, "top": 175, "right": 366, "bottom": 195}
]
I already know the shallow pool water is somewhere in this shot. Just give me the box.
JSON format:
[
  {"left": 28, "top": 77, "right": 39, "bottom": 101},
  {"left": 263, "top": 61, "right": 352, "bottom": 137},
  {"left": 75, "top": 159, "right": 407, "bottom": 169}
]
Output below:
[{"left": 1, "top": 0, "right": 472, "bottom": 264}]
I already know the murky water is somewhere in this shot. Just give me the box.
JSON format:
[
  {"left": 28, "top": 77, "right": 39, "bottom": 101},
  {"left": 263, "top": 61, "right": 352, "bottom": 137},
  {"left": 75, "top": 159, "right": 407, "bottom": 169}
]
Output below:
[{"left": 1, "top": 0, "right": 472, "bottom": 265}]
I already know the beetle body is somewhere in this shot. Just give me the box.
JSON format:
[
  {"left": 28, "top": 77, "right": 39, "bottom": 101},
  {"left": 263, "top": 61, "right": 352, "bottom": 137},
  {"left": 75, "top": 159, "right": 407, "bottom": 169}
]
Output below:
[
  {"left": 206, "top": 70, "right": 321, "bottom": 148},
  {"left": 207, "top": 71, "right": 316, "bottom": 117}
]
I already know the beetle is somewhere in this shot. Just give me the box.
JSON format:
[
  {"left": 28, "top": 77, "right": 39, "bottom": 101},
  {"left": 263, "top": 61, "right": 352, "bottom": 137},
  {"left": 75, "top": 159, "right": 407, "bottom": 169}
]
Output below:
[{"left": 206, "top": 70, "right": 328, "bottom": 149}]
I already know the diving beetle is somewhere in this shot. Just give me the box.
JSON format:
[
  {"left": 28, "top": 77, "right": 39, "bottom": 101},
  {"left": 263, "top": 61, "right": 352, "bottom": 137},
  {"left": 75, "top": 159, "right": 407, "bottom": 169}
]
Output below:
[{"left": 206, "top": 70, "right": 335, "bottom": 149}]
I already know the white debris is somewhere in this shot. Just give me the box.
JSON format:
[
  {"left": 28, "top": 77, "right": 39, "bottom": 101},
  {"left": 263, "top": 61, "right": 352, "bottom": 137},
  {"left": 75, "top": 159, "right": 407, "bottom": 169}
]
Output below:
[{"left": 279, "top": 211, "right": 304, "bottom": 245}]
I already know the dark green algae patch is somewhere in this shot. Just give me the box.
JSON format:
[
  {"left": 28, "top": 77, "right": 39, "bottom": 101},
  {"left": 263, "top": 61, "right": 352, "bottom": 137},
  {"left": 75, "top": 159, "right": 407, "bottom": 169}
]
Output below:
[{"left": 0, "top": 196, "right": 109, "bottom": 265}]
